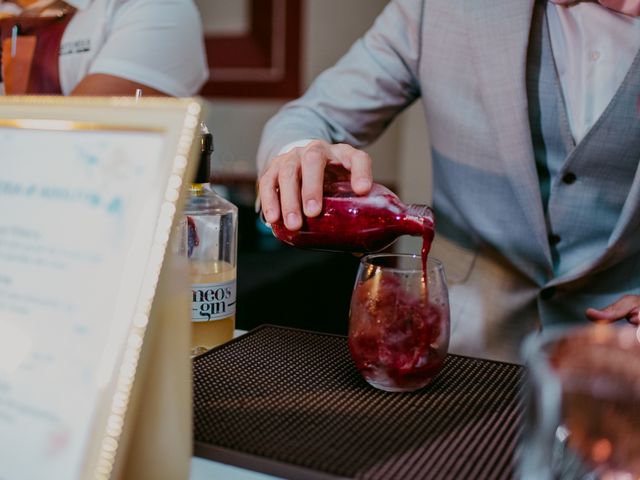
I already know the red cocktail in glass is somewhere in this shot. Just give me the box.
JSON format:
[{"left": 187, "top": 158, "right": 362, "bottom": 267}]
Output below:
[{"left": 348, "top": 254, "right": 450, "bottom": 392}]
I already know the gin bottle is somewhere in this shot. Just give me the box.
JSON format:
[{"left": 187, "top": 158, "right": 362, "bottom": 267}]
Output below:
[{"left": 181, "top": 123, "right": 238, "bottom": 355}]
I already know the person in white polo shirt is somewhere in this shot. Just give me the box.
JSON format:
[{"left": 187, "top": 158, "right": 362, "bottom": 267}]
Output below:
[{"left": 0, "top": 0, "right": 208, "bottom": 96}]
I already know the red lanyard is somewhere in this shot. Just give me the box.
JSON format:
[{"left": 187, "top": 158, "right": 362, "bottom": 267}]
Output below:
[{"left": 0, "top": 11, "right": 74, "bottom": 94}]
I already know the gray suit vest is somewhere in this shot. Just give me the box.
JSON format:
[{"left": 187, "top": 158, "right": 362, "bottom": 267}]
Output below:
[{"left": 527, "top": 2, "right": 640, "bottom": 280}]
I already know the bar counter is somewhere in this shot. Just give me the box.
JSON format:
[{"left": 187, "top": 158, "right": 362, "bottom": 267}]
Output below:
[{"left": 191, "top": 325, "right": 524, "bottom": 480}]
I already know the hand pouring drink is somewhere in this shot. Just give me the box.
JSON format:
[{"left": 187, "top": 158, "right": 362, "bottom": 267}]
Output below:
[
  {"left": 270, "top": 166, "right": 435, "bottom": 261},
  {"left": 270, "top": 166, "right": 449, "bottom": 391}
]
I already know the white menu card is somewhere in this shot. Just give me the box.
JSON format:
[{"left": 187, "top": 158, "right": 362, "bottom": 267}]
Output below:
[{"left": 0, "top": 97, "right": 203, "bottom": 480}]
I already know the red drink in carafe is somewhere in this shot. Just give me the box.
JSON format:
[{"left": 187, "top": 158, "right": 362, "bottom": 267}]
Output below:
[{"left": 270, "top": 167, "right": 435, "bottom": 256}]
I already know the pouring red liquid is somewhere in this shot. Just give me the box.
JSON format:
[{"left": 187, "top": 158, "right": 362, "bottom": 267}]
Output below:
[
  {"left": 269, "top": 166, "right": 448, "bottom": 391},
  {"left": 269, "top": 166, "right": 435, "bottom": 261}
]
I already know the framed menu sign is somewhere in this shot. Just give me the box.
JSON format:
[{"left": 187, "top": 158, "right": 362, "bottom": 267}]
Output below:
[{"left": 0, "top": 96, "right": 203, "bottom": 480}]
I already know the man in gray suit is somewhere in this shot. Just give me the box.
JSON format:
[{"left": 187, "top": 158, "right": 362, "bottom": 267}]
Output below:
[{"left": 256, "top": 0, "right": 640, "bottom": 361}]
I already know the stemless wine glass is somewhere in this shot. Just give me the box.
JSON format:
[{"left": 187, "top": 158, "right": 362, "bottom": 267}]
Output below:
[
  {"left": 519, "top": 324, "right": 640, "bottom": 480},
  {"left": 348, "top": 253, "right": 450, "bottom": 392}
]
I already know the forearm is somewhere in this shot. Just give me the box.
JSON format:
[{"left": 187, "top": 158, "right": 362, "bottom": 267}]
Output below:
[{"left": 70, "top": 74, "right": 170, "bottom": 97}]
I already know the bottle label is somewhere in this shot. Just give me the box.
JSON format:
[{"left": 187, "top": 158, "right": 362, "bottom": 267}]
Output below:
[{"left": 191, "top": 280, "right": 236, "bottom": 322}]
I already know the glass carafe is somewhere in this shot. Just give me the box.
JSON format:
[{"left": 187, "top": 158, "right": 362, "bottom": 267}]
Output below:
[{"left": 269, "top": 166, "right": 435, "bottom": 254}]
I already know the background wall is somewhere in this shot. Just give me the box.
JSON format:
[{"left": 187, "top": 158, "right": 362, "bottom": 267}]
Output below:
[{"left": 198, "top": 0, "right": 431, "bottom": 203}]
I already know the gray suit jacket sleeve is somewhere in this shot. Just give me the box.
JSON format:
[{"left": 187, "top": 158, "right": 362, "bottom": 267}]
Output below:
[{"left": 256, "top": 0, "right": 423, "bottom": 173}]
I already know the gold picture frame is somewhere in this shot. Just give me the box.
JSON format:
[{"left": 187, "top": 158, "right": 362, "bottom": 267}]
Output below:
[{"left": 0, "top": 96, "right": 203, "bottom": 479}]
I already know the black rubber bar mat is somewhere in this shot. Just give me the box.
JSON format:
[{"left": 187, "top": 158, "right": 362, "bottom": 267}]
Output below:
[{"left": 193, "top": 325, "right": 525, "bottom": 480}]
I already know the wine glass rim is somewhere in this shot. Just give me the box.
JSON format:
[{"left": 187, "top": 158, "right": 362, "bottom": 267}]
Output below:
[
  {"left": 521, "top": 323, "right": 640, "bottom": 385},
  {"left": 522, "top": 323, "right": 640, "bottom": 358},
  {"left": 360, "top": 253, "right": 444, "bottom": 272}
]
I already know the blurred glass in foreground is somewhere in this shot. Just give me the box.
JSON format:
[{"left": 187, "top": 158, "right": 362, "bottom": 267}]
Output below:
[{"left": 519, "top": 324, "right": 640, "bottom": 479}]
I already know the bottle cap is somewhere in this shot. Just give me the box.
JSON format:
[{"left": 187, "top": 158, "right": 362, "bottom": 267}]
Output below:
[{"left": 195, "top": 123, "right": 213, "bottom": 184}]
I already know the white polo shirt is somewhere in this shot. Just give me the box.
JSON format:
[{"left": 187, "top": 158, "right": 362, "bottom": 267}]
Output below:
[{"left": 2, "top": 0, "right": 209, "bottom": 96}]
